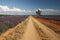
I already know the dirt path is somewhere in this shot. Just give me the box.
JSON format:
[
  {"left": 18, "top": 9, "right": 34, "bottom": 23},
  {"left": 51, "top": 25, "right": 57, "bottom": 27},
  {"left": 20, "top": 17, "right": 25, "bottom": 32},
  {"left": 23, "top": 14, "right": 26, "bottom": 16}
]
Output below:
[
  {"left": 32, "top": 16, "right": 60, "bottom": 40},
  {"left": 0, "top": 16, "right": 60, "bottom": 40},
  {"left": 21, "top": 16, "right": 41, "bottom": 40}
]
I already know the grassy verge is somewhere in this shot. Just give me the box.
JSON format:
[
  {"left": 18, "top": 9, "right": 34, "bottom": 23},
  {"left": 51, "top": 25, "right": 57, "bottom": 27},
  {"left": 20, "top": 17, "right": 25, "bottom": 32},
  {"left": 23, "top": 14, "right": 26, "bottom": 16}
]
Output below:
[{"left": 39, "top": 22, "right": 60, "bottom": 34}]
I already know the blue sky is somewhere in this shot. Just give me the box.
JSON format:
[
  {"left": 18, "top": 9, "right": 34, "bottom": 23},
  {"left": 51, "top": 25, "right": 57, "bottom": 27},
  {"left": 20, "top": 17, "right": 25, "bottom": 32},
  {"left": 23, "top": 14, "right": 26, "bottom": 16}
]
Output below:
[
  {"left": 0, "top": 0, "right": 60, "bottom": 15},
  {"left": 0, "top": 0, "right": 60, "bottom": 9}
]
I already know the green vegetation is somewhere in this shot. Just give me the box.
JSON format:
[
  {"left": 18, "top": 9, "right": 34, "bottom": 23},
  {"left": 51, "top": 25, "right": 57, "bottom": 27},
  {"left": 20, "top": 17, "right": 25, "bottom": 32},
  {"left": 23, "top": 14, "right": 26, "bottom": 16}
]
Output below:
[
  {"left": 4, "top": 21, "right": 14, "bottom": 28},
  {"left": 0, "top": 21, "right": 15, "bottom": 35},
  {"left": 0, "top": 14, "right": 10, "bottom": 16}
]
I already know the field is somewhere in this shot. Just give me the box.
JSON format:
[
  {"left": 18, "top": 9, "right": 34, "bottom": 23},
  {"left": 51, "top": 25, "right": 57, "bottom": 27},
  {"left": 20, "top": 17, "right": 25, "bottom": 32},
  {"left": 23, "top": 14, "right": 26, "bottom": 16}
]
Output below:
[
  {"left": 0, "top": 15, "right": 28, "bottom": 34},
  {"left": 0, "top": 15, "right": 60, "bottom": 40}
]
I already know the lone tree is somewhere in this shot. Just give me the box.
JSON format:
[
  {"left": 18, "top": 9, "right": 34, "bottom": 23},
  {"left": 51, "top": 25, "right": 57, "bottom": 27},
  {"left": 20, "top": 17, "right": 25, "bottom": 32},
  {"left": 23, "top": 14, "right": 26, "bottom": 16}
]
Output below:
[{"left": 36, "top": 10, "right": 42, "bottom": 16}]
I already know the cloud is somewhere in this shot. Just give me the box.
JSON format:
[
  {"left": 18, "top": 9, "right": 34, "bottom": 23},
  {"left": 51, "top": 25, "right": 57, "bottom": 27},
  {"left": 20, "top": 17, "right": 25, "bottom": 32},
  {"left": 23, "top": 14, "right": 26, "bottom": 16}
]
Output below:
[
  {"left": 0, "top": 5, "right": 33, "bottom": 15},
  {"left": 0, "top": 5, "right": 60, "bottom": 15},
  {"left": 36, "top": 8, "right": 60, "bottom": 15},
  {"left": 0, "top": 5, "right": 32, "bottom": 12}
]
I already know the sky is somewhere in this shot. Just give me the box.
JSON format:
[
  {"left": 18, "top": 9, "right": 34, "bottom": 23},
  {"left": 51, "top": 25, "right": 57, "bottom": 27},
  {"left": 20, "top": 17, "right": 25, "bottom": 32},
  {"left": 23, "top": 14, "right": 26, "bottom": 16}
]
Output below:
[{"left": 0, "top": 0, "right": 60, "bottom": 15}]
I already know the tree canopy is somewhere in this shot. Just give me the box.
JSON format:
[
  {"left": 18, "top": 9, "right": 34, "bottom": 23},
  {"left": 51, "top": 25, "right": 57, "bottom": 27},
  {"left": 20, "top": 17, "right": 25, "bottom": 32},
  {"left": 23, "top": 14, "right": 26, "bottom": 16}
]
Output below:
[{"left": 36, "top": 10, "right": 42, "bottom": 16}]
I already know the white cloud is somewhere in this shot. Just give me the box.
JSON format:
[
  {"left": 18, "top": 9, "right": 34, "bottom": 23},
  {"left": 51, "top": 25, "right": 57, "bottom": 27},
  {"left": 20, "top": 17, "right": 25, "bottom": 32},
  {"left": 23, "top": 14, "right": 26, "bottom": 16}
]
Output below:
[
  {"left": 0, "top": 5, "right": 60, "bottom": 15},
  {"left": 0, "top": 5, "right": 33, "bottom": 15},
  {"left": 0, "top": 5, "right": 32, "bottom": 12},
  {"left": 0, "top": 5, "right": 9, "bottom": 11}
]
